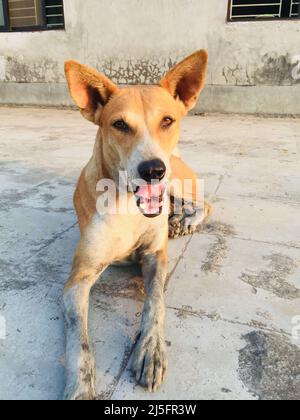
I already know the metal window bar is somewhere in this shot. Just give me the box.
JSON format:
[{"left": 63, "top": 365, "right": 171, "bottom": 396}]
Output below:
[
  {"left": 44, "top": 0, "right": 64, "bottom": 28},
  {"left": 291, "top": 0, "right": 300, "bottom": 16},
  {"left": 229, "top": 0, "right": 300, "bottom": 20}
]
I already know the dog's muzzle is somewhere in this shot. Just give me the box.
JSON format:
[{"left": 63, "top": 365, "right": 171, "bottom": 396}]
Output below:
[
  {"left": 134, "top": 159, "right": 167, "bottom": 218},
  {"left": 134, "top": 183, "right": 166, "bottom": 218}
]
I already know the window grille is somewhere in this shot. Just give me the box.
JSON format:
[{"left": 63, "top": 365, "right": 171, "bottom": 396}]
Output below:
[{"left": 228, "top": 0, "right": 300, "bottom": 21}]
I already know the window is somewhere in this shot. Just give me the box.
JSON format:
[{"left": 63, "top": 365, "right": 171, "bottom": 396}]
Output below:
[
  {"left": 228, "top": 0, "right": 300, "bottom": 21},
  {"left": 0, "top": 0, "right": 8, "bottom": 30},
  {"left": 0, "top": 0, "right": 65, "bottom": 32}
]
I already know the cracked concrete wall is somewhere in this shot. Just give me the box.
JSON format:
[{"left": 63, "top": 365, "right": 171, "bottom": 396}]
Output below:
[{"left": 0, "top": 0, "right": 300, "bottom": 114}]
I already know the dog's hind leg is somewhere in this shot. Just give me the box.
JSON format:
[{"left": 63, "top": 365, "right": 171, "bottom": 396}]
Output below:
[
  {"left": 131, "top": 248, "right": 168, "bottom": 392},
  {"left": 169, "top": 155, "right": 212, "bottom": 238},
  {"left": 63, "top": 249, "right": 107, "bottom": 400},
  {"left": 169, "top": 198, "right": 212, "bottom": 238}
]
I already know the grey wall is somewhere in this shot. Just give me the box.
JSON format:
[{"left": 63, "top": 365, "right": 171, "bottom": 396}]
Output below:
[{"left": 0, "top": 0, "right": 300, "bottom": 114}]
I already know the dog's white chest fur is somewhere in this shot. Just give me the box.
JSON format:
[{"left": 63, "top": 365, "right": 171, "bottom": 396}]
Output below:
[{"left": 83, "top": 212, "right": 168, "bottom": 265}]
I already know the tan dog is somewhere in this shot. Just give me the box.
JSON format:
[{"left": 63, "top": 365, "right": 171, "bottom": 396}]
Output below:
[{"left": 63, "top": 50, "right": 212, "bottom": 400}]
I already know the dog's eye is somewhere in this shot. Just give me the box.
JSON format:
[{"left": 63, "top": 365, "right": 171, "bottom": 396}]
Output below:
[
  {"left": 161, "top": 116, "right": 175, "bottom": 129},
  {"left": 112, "top": 119, "right": 131, "bottom": 133}
]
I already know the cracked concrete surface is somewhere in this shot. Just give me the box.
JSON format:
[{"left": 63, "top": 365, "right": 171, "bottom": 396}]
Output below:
[{"left": 0, "top": 108, "right": 299, "bottom": 400}]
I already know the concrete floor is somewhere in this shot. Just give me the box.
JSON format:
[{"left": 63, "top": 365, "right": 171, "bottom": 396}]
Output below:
[{"left": 0, "top": 108, "right": 299, "bottom": 400}]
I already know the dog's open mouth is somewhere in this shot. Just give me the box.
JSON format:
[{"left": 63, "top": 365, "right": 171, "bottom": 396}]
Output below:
[{"left": 134, "top": 183, "right": 166, "bottom": 218}]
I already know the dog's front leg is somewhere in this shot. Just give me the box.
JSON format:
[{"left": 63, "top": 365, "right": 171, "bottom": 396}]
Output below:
[
  {"left": 63, "top": 254, "right": 107, "bottom": 401},
  {"left": 132, "top": 249, "right": 168, "bottom": 392}
]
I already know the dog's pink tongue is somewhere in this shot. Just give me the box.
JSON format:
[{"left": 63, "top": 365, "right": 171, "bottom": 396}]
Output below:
[{"left": 136, "top": 184, "right": 165, "bottom": 215}]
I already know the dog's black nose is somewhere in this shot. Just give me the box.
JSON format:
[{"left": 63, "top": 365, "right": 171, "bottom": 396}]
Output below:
[{"left": 138, "top": 159, "right": 166, "bottom": 183}]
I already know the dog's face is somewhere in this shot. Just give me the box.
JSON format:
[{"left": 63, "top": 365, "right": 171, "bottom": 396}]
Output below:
[
  {"left": 65, "top": 51, "right": 208, "bottom": 217},
  {"left": 99, "top": 86, "right": 183, "bottom": 182}
]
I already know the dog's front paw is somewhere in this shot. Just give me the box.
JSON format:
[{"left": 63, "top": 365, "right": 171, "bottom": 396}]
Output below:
[
  {"left": 63, "top": 382, "right": 96, "bottom": 401},
  {"left": 63, "top": 351, "right": 96, "bottom": 400},
  {"left": 131, "top": 331, "right": 168, "bottom": 392}
]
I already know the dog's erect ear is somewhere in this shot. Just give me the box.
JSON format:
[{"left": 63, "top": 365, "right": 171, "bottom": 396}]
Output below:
[
  {"left": 64, "top": 60, "right": 119, "bottom": 123},
  {"left": 160, "top": 50, "right": 208, "bottom": 112}
]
